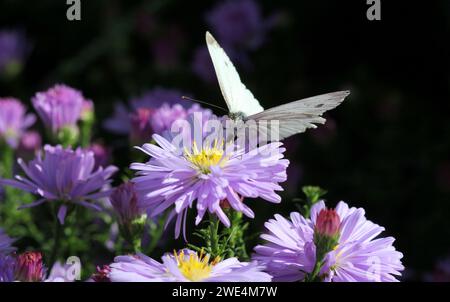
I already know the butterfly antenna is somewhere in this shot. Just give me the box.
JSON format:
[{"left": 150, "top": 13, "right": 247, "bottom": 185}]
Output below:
[{"left": 181, "top": 96, "right": 228, "bottom": 113}]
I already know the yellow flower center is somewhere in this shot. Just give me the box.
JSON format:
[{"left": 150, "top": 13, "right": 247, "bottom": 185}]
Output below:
[
  {"left": 184, "top": 140, "right": 227, "bottom": 174},
  {"left": 175, "top": 250, "right": 220, "bottom": 282}
]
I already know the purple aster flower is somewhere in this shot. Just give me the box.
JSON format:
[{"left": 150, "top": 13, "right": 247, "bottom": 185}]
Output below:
[
  {"left": 109, "top": 182, "right": 147, "bottom": 225},
  {"left": 0, "top": 254, "right": 16, "bottom": 282},
  {"left": 0, "top": 145, "right": 118, "bottom": 224},
  {"left": 32, "top": 84, "right": 86, "bottom": 134},
  {"left": 103, "top": 102, "right": 130, "bottom": 135},
  {"left": 103, "top": 88, "right": 195, "bottom": 135},
  {"left": 109, "top": 95, "right": 213, "bottom": 145},
  {"left": 206, "top": 0, "right": 269, "bottom": 49},
  {"left": 0, "top": 98, "right": 36, "bottom": 149},
  {"left": 0, "top": 229, "right": 15, "bottom": 255},
  {"left": 151, "top": 103, "right": 214, "bottom": 136},
  {"left": 108, "top": 249, "right": 271, "bottom": 282},
  {"left": 253, "top": 200, "right": 404, "bottom": 282},
  {"left": 0, "top": 29, "right": 30, "bottom": 75},
  {"left": 131, "top": 133, "right": 288, "bottom": 238}
]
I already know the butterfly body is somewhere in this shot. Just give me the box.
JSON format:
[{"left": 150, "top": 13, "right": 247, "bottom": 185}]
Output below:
[{"left": 229, "top": 111, "right": 247, "bottom": 121}]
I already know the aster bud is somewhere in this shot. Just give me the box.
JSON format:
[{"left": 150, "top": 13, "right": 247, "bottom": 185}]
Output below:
[
  {"left": 80, "top": 99, "right": 94, "bottom": 122},
  {"left": 315, "top": 209, "right": 340, "bottom": 237},
  {"left": 110, "top": 182, "right": 147, "bottom": 252},
  {"left": 14, "top": 251, "right": 46, "bottom": 282},
  {"left": 313, "top": 209, "right": 341, "bottom": 267},
  {"left": 57, "top": 125, "right": 79, "bottom": 147}
]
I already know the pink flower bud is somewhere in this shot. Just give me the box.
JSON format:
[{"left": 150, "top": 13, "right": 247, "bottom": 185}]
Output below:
[{"left": 315, "top": 208, "right": 340, "bottom": 237}]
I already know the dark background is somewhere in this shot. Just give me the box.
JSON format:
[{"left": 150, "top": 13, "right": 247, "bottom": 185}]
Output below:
[{"left": 1, "top": 0, "right": 449, "bottom": 278}]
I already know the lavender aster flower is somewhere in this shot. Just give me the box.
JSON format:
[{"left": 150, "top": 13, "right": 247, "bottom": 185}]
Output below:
[
  {"left": 0, "top": 254, "right": 16, "bottom": 282},
  {"left": 0, "top": 228, "right": 15, "bottom": 255},
  {"left": 0, "top": 145, "right": 118, "bottom": 224},
  {"left": 103, "top": 102, "right": 130, "bottom": 135},
  {"left": 108, "top": 95, "right": 213, "bottom": 144},
  {"left": 104, "top": 88, "right": 198, "bottom": 136},
  {"left": 131, "top": 134, "right": 288, "bottom": 238},
  {"left": 109, "top": 249, "right": 271, "bottom": 282},
  {"left": 32, "top": 84, "right": 86, "bottom": 134},
  {"left": 0, "top": 29, "right": 30, "bottom": 76},
  {"left": 0, "top": 98, "right": 35, "bottom": 148},
  {"left": 253, "top": 201, "right": 404, "bottom": 282}
]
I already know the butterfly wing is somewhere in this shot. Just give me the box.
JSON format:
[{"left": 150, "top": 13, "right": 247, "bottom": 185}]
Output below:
[
  {"left": 206, "top": 31, "right": 264, "bottom": 116},
  {"left": 246, "top": 91, "right": 350, "bottom": 140}
]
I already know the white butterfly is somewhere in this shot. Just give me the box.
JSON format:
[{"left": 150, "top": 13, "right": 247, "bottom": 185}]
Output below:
[{"left": 205, "top": 31, "right": 350, "bottom": 140}]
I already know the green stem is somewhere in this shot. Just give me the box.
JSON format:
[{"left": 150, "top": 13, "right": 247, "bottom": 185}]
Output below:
[
  {"left": 0, "top": 141, "right": 13, "bottom": 178},
  {"left": 146, "top": 217, "right": 165, "bottom": 255},
  {"left": 0, "top": 142, "right": 15, "bottom": 202},
  {"left": 48, "top": 215, "right": 63, "bottom": 272},
  {"left": 208, "top": 214, "right": 220, "bottom": 258},
  {"left": 308, "top": 259, "right": 324, "bottom": 282},
  {"left": 80, "top": 119, "right": 93, "bottom": 148},
  {"left": 132, "top": 237, "right": 142, "bottom": 254}
]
